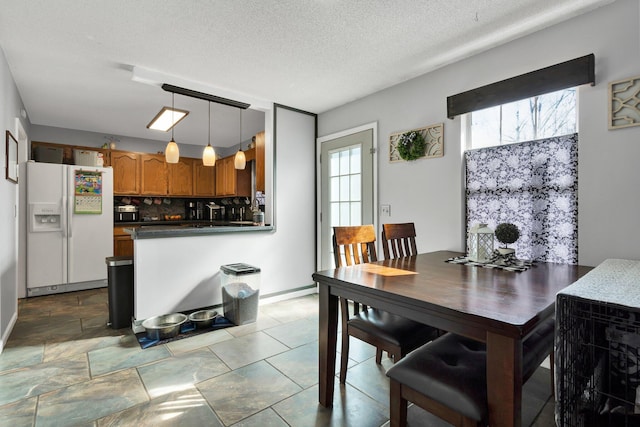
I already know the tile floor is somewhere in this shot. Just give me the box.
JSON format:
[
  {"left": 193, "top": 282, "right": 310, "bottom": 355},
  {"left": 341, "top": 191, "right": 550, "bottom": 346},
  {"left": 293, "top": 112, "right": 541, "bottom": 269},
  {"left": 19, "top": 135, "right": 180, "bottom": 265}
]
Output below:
[{"left": 0, "top": 288, "right": 556, "bottom": 426}]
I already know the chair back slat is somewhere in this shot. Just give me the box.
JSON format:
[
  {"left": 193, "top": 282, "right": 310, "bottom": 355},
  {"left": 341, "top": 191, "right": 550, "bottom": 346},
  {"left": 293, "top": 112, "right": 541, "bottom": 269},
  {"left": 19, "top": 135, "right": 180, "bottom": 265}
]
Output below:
[
  {"left": 382, "top": 223, "right": 418, "bottom": 259},
  {"left": 333, "top": 225, "right": 377, "bottom": 267}
]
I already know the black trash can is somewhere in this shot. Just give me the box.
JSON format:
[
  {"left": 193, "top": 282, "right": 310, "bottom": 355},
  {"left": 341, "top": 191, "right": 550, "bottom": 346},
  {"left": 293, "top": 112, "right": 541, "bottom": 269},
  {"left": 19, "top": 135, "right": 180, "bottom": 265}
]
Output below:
[{"left": 105, "top": 256, "right": 134, "bottom": 329}]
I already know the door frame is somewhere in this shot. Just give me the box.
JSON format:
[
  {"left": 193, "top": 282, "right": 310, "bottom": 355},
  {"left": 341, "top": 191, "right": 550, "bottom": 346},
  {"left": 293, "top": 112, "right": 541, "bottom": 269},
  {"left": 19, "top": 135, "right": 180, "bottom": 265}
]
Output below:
[{"left": 316, "top": 122, "right": 378, "bottom": 270}]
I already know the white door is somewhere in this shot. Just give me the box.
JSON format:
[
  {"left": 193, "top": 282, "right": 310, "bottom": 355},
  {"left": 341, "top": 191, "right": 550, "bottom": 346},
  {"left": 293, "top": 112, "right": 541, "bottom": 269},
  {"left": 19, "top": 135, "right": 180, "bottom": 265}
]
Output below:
[
  {"left": 26, "top": 162, "right": 66, "bottom": 289},
  {"left": 318, "top": 124, "right": 376, "bottom": 270},
  {"left": 67, "top": 166, "right": 113, "bottom": 284}
]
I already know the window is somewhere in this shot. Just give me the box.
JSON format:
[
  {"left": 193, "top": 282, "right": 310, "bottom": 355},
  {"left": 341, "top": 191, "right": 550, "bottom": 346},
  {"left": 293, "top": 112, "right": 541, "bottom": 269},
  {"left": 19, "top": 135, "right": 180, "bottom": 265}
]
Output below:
[{"left": 467, "top": 88, "right": 577, "bottom": 149}]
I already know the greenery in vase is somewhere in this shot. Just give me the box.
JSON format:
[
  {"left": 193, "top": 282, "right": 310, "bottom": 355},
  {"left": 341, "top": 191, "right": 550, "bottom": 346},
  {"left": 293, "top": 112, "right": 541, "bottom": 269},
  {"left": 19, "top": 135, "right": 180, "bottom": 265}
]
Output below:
[
  {"left": 495, "top": 223, "right": 520, "bottom": 247},
  {"left": 397, "top": 130, "right": 426, "bottom": 161}
]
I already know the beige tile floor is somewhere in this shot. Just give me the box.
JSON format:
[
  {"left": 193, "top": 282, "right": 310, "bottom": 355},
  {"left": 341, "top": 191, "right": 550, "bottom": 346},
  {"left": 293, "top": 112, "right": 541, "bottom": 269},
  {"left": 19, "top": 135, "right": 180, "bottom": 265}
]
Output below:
[{"left": 0, "top": 288, "right": 555, "bottom": 426}]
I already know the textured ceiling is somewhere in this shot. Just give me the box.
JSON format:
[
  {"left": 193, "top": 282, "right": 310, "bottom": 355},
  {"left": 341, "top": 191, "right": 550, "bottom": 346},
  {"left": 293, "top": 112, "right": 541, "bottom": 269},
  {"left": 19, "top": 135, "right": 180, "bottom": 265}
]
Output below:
[{"left": 0, "top": 0, "right": 613, "bottom": 148}]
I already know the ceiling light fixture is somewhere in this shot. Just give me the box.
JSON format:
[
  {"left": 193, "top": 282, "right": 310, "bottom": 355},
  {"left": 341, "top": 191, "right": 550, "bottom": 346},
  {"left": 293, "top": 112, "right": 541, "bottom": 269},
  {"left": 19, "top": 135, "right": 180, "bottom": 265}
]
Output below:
[
  {"left": 164, "top": 93, "right": 180, "bottom": 163},
  {"left": 161, "top": 84, "right": 250, "bottom": 109},
  {"left": 234, "top": 108, "right": 246, "bottom": 170},
  {"left": 202, "top": 101, "right": 216, "bottom": 166},
  {"left": 146, "top": 106, "right": 189, "bottom": 131}
]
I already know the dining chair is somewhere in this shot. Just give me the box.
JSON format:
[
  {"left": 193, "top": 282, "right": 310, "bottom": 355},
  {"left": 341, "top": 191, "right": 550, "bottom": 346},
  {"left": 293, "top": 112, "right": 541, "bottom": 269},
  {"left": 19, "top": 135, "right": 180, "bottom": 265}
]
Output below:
[
  {"left": 381, "top": 223, "right": 418, "bottom": 259},
  {"left": 386, "top": 318, "right": 556, "bottom": 427},
  {"left": 332, "top": 225, "right": 439, "bottom": 384}
]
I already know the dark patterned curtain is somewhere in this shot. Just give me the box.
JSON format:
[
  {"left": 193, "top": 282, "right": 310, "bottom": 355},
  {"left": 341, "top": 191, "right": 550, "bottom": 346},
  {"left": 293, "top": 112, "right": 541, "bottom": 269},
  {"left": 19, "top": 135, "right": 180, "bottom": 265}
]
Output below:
[{"left": 465, "top": 133, "right": 578, "bottom": 264}]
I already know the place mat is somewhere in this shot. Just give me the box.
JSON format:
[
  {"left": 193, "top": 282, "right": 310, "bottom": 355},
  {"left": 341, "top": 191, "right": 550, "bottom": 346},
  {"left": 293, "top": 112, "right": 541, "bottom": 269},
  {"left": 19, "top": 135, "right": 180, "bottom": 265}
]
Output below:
[
  {"left": 136, "top": 316, "right": 234, "bottom": 349},
  {"left": 446, "top": 252, "right": 534, "bottom": 272}
]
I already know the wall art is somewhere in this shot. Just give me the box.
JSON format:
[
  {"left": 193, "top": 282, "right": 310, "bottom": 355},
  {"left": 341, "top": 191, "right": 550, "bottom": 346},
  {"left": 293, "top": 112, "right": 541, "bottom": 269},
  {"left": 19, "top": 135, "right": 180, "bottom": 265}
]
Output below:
[
  {"left": 609, "top": 75, "right": 640, "bottom": 129},
  {"left": 389, "top": 123, "right": 443, "bottom": 162}
]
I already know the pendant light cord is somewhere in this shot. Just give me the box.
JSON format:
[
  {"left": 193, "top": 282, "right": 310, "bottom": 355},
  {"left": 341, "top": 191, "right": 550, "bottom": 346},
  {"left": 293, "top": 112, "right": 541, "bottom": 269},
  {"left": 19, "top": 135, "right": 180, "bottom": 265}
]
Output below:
[
  {"left": 171, "top": 93, "right": 175, "bottom": 140},
  {"left": 208, "top": 101, "right": 211, "bottom": 145}
]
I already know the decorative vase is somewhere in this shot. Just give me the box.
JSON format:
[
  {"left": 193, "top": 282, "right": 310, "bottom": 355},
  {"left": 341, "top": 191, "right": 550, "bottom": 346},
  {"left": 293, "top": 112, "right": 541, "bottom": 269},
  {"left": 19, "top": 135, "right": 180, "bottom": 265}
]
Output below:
[{"left": 497, "top": 247, "right": 515, "bottom": 256}]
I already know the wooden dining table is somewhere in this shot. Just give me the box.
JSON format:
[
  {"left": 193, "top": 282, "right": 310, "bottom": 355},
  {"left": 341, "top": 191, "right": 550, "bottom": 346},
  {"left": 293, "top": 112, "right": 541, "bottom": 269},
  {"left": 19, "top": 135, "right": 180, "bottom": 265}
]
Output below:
[{"left": 313, "top": 250, "right": 592, "bottom": 427}]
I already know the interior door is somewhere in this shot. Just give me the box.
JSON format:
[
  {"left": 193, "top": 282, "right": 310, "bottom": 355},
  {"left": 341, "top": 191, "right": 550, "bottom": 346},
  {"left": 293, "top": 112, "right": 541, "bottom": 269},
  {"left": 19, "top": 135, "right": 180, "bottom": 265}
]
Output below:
[{"left": 318, "top": 125, "right": 376, "bottom": 270}]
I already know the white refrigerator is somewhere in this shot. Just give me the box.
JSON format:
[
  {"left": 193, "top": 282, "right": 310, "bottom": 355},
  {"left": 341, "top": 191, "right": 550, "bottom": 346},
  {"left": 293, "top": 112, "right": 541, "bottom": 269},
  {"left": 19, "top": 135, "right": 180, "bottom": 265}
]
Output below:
[{"left": 26, "top": 161, "right": 114, "bottom": 296}]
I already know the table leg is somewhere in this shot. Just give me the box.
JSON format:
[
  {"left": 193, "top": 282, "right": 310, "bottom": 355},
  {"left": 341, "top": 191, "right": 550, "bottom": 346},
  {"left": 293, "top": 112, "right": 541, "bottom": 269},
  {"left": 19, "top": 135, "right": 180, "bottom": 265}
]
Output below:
[
  {"left": 319, "top": 283, "right": 338, "bottom": 407},
  {"left": 486, "top": 332, "right": 523, "bottom": 427}
]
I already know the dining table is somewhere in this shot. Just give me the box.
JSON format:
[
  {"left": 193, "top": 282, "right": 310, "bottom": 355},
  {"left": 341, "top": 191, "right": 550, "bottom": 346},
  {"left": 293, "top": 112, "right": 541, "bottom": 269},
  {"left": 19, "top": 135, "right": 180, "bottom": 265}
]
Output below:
[{"left": 313, "top": 250, "right": 592, "bottom": 427}]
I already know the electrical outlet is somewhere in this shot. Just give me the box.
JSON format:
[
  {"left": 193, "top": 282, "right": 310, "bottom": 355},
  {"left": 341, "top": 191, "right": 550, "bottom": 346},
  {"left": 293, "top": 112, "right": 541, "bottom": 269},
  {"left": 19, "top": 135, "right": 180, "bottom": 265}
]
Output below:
[{"left": 381, "top": 204, "right": 391, "bottom": 216}]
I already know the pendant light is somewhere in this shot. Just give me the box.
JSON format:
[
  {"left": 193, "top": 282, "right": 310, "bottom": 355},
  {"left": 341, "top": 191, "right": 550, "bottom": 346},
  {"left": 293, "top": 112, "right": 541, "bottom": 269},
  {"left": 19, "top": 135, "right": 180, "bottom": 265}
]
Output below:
[
  {"left": 164, "top": 92, "right": 180, "bottom": 163},
  {"left": 234, "top": 108, "right": 246, "bottom": 170},
  {"left": 202, "top": 101, "right": 216, "bottom": 166}
]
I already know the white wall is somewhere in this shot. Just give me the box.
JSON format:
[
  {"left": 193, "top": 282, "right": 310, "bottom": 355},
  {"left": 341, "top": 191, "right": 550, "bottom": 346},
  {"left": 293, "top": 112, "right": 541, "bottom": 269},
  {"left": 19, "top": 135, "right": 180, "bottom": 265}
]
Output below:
[
  {"left": 134, "top": 106, "right": 317, "bottom": 319},
  {"left": 318, "top": 0, "right": 640, "bottom": 267},
  {"left": 0, "top": 47, "right": 30, "bottom": 351}
]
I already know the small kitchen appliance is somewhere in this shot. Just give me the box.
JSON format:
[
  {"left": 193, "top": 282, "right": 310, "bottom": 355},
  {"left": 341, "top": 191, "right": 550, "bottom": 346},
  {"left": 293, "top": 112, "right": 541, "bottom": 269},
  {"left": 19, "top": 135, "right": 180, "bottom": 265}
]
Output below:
[{"left": 114, "top": 205, "right": 139, "bottom": 222}]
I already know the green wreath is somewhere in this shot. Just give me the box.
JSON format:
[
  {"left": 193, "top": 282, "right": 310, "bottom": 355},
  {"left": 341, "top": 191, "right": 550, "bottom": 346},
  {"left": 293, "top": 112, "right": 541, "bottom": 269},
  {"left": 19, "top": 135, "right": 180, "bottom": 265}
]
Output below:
[{"left": 397, "top": 130, "right": 426, "bottom": 161}]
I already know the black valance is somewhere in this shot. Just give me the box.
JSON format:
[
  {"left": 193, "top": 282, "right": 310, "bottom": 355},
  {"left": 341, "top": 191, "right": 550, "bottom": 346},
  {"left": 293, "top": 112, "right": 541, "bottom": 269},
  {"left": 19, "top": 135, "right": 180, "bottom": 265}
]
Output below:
[{"left": 447, "top": 54, "right": 595, "bottom": 119}]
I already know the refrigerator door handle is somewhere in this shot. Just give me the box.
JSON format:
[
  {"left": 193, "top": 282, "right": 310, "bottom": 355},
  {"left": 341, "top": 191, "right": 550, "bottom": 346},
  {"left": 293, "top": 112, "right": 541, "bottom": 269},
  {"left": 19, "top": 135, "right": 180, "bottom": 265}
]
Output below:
[
  {"left": 67, "top": 196, "right": 73, "bottom": 238},
  {"left": 61, "top": 196, "right": 67, "bottom": 238}
]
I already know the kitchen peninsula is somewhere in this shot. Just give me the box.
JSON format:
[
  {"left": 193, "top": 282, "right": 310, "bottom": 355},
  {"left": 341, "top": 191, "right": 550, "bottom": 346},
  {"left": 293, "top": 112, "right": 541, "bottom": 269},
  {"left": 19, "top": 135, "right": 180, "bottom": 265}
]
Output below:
[{"left": 130, "top": 223, "right": 276, "bottom": 321}]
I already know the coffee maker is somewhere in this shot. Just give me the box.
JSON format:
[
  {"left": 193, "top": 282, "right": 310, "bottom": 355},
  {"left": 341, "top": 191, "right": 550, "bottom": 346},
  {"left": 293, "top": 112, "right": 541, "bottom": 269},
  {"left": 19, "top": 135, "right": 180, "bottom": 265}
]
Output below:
[{"left": 185, "top": 201, "right": 204, "bottom": 220}]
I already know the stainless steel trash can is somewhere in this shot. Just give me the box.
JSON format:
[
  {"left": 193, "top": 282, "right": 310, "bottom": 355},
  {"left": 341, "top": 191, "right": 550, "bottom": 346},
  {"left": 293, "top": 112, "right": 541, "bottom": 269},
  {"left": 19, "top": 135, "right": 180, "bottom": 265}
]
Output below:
[{"left": 105, "top": 256, "right": 134, "bottom": 329}]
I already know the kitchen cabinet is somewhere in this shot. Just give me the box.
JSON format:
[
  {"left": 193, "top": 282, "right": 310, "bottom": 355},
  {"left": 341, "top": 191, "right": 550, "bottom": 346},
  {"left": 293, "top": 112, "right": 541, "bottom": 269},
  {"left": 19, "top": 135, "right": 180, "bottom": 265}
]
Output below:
[
  {"left": 193, "top": 161, "right": 216, "bottom": 196},
  {"left": 113, "top": 226, "right": 135, "bottom": 257},
  {"left": 111, "top": 151, "right": 140, "bottom": 195},
  {"left": 167, "top": 157, "right": 194, "bottom": 196},
  {"left": 215, "top": 155, "right": 251, "bottom": 196},
  {"left": 140, "top": 153, "right": 168, "bottom": 195}
]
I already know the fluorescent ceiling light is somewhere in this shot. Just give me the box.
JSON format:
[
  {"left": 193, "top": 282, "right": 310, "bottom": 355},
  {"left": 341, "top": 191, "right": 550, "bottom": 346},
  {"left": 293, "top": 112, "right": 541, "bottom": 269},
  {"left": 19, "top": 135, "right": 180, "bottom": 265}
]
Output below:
[{"left": 147, "top": 107, "right": 189, "bottom": 131}]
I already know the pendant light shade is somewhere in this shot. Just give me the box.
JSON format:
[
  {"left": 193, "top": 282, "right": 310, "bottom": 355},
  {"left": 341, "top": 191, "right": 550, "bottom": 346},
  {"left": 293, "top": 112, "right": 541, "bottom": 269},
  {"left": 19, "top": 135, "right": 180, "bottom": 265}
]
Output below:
[
  {"left": 203, "top": 145, "right": 216, "bottom": 166},
  {"left": 234, "top": 108, "right": 246, "bottom": 170},
  {"left": 165, "top": 138, "right": 180, "bottom": 163},
  {"left": 234, "top": 149, "right": 246, "bottom": 169},
  {"left": 202, "top": 101, "right": 216, "bottom": 166},
  {"left": 165, "top": 93, "right": 180, "bottom": 163}
]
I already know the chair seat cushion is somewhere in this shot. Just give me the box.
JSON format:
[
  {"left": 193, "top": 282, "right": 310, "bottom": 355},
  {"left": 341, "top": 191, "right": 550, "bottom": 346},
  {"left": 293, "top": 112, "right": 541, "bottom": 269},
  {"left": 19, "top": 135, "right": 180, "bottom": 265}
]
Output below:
[
  {"left": 348, "top": 308, "right": 438, "bottom": 347},
  {"left": 387, "top": 332, "right": 488, "bottom": 421},
  {"left": 386, "top": 317, "right": 556, "bottom": 422}
]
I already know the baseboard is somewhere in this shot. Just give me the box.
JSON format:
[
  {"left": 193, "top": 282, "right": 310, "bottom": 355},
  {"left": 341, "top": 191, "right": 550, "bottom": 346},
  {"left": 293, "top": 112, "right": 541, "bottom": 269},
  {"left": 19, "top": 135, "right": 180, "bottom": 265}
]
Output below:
[
  {"left": 0, "top": 310, "right": 18, "bottom": 354},
  {"left": 259, "top": 284, "right": 318, "bottom": 305}
]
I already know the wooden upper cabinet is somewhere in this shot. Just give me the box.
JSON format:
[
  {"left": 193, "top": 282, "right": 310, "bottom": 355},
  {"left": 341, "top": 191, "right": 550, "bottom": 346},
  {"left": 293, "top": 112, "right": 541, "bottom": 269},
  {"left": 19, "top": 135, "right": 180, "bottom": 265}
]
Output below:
[
  {"left": 111, "top": 150, "right": 140, "bottom": 195},
  {"left": 168, "top": 157, "right": 194, "bottom": 196},
  {"left": 140, "top": 153, "right": 168, "bottom": 195},
  {"left": 193, "top": 161, "right": 216, "bottom": 196},
  {"left": 215, "top": 155, "right": 251, "bottom": 196},
  {"left": 215, "top": 156, "right": 234, "bottom": 196},
  {"left": 255, "top": 131, "right": 265, "bottom": 192}
]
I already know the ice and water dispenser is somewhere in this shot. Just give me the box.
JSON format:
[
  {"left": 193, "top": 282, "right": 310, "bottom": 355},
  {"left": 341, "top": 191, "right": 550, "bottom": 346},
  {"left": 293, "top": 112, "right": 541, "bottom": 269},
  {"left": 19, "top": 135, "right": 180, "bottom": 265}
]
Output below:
[{"left": 30, "top": 203, "right": 62, "bottom": 232}]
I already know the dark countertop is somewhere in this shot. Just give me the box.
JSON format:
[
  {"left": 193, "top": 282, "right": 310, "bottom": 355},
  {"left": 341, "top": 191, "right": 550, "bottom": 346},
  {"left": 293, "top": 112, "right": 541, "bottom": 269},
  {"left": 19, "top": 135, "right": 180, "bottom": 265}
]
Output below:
[{"left": 123, "top": 221, "right": 273, "bottom": 239}]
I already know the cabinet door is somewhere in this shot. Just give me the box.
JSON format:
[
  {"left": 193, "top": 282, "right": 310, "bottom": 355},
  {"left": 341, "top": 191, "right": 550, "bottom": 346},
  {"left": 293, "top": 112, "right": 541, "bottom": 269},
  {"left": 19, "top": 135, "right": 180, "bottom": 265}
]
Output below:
[
  {"left": 255, "top": 131, "right": 265, "bottom": 192},
  {"left": 140, "top": 154, "right": 168, "bottom": 195},
  {"left": 168, "top": 157, "right": 193, "bottom": 196},
  {"left": 113, "top": 226, "right": 135, "bottom": 257},
  {"left": 111, "top": 151, "right": 140, "bottom": 195},
  {"left": 193, "top": 161, "right": 216, "bottom": 196},
  {"left": 215, "top": 157, "right": 232, "bottom": 196},
  {"left": 114, "top": 236, "right": 134, "bottom": 257}
]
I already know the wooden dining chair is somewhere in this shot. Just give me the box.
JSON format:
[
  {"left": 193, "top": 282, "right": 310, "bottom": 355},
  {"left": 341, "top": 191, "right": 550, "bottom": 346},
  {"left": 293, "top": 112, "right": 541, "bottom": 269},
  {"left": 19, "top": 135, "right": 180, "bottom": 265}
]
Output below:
[
  {"left": 381, "top": 223, "right": 418, "bottom": 259},
  {"left": 333, "top": 225, "right": 439, "bottom": 384},
  {"left": 386, "top": 318, "right": 556, "bottom": 427}
]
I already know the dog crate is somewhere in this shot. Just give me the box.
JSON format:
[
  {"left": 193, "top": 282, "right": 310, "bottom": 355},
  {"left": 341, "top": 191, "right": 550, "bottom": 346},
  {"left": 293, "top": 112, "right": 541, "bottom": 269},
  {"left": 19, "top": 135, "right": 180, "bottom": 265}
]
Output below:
[{"left": 556, "top": 259, "right": 640, "bottom": 427}]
